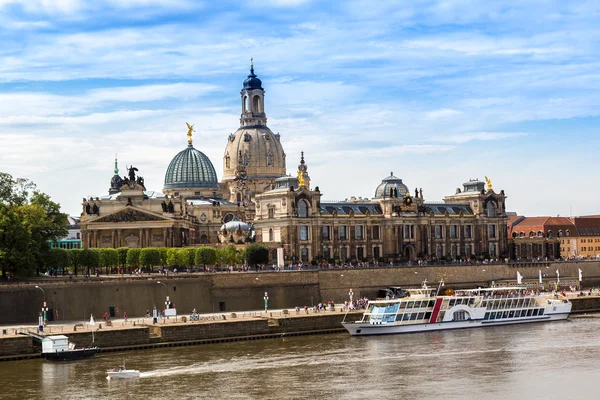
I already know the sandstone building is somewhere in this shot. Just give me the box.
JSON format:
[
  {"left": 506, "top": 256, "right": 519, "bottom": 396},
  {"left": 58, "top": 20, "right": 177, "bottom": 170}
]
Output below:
[{"left": 79, "top": 64, "right": 509, "bottom": 263}]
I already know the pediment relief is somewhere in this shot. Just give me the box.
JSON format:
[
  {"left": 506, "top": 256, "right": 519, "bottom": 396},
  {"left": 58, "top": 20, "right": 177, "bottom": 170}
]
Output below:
[{"left": 90, "top": 207, "right": 169, "bottom": 223}]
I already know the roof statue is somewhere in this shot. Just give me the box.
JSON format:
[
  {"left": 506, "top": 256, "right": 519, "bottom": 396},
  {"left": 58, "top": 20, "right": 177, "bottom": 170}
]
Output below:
[
  {"left": 485, "top": 176, "right": 492, "bottom": 191},
  {"left": 297, "top": 170, "right": 305, "bottom": 187},
  {"left": 186, "top": 122, "right": 195, "bottom": 145}
]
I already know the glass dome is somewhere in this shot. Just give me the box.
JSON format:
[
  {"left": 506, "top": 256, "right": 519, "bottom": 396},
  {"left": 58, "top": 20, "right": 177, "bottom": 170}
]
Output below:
[{"left": 164, "top": 144, "right": 218, "bottom": 190}]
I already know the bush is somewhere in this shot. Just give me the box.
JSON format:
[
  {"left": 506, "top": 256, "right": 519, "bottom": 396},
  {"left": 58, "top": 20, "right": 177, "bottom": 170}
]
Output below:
[
  {"left": 166, "top": 248, "right": 178, "bottom": 267},
  {"left": 68, "top": 248, "right": 82, "bottom": 275},
  {"left": 159, "top": 247, "right": 168, "bottom": 265}
]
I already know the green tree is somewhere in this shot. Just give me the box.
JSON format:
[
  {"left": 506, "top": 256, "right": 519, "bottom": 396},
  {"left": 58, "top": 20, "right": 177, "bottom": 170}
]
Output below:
[
  {"left": 195, "top": 246, "right": 216, "bottom": 268},
  {"left": 139, "top": 248, "right": 161, "bottom": 272},
  {"left": 126, "top": 248, "right": 141, "bottom": 270},
  {"left": 44, "top": 248, "right": 69, "bottom": 274},
  {"left": 100, "top": 248, "right": 119, "bottom": 274},
  {"left": 166, "top": 248, "right": 178, "bottom": 268},
  {"left": 117, "top": 247, "right": 128, "bottom": 268},
  {"left": 79, "top": 248, "right": 99, "bottom": 275},
  {"left": 0, "top": 203, "right": 32, "bottom": 278},
  {"left": 0, "top": 173, "right": 67, "bottom": 278},
  {"left": 158, "top": 247, "right": 168, "bottom": 266},
  {"left": 68, "top": 248, "right": 82, "bottom": 275},
  {"left": 245, "top": 243, "right": 269, "bottom": 266}
]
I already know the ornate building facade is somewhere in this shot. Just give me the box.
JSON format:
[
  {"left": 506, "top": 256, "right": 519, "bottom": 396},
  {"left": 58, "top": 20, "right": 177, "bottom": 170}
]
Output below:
[{"left": 79, "top": 64, "right": 509, "bottom": 263}]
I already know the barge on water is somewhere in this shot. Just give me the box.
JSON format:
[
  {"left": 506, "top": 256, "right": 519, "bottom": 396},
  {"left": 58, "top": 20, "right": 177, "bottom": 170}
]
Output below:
[
  {"left": 342, "top": 281, "right": 571, "bottom": 336},
  {"left": 42, "top": 335, "right": 99, "bottom": 361}
]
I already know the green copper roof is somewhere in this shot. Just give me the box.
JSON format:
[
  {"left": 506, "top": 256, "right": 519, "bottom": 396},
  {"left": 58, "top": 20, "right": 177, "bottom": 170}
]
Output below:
[{"left": 164, "top": 144, "right": 218, "bottom": 190}]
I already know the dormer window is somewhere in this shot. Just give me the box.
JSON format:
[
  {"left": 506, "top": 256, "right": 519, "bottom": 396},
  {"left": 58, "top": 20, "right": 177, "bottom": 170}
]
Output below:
[{"left": 244, "top": 133, "right": 251, "bottom": 142}]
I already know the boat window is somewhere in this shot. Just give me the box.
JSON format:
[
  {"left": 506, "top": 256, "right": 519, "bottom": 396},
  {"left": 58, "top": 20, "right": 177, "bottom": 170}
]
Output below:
[
  {"left": 402, "top": 313, "right": 410, "bottom": 321},
  {"left": 508, "top": 311, "right": 514, "bottom": 318},
  {"left": 526, "top": 309, "right": 532, "bottom": 316},
  {"left": 539, "top": 308, "right": 544, "bottom": 316},
  {"left": 410, "top": 313, "right": 418, "bottom": 321},
  {"left": 425, "top": 312, "right": 432, "bottom": 320},
  {"left": 406, "top": 301, "right": 414, "bottom": 309},
  {"left": 484, "top": 312, "right": 490, "bottom": 320},
  {"left": 429, "top": 300, "right": 435, "bottom": 308},
  {"left": 490, "top": 312, "right": 496, "bottom": 320},
  {"left": 449, "top": 299, "right": 455, "bottom": 307},
  {"left": 532, "top": 309, "right": 538, "bottom": 316},
  {"left": 417, "top": 312, "right": 425, "bottom": 320},
  {"left": 503, "top": 311, "right": 509, "bottom": 318}
]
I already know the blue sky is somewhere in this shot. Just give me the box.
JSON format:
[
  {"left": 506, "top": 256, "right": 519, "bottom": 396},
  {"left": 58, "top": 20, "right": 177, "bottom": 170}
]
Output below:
[{"left": 0, "top": 0, "right": 599, "bottom": 216}]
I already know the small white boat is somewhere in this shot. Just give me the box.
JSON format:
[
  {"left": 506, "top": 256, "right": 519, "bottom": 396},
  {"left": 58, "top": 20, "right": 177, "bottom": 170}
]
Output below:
[{"left": 107, "top": 364, "right": 140, "bottom": 379}]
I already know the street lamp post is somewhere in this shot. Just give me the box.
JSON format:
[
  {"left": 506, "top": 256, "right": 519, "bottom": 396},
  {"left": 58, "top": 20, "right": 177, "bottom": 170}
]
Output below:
[
  {"left": 157, "top": 281, "right": 170, "bottom": 320},
  {"left": 34, "top": 286, "right": 47, "bottom": 331}
]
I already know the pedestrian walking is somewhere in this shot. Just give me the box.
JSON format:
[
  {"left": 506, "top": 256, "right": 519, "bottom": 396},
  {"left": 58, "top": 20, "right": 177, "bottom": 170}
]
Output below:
[{"left": 123, "top": 312, "right": 128, "bottom": 323}]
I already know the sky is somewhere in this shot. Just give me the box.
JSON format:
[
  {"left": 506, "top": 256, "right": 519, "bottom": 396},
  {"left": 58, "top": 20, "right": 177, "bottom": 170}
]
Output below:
[{"left": 0, "top": 0, "right": 599, "bottom": 217}]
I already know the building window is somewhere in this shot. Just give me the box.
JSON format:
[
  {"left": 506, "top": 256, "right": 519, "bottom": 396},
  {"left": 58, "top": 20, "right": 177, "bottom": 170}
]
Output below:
[
  {"left": 322, "top": 226, "right": 331, "bottom": 240},
  {"left": 267, "top": 153, "right": 273, "bottom": 166},
  {"left": 268, "top": 208, "right": 274, "bottom": 219},
  {"left": 465, "top": 244, "right": 472, "bottom": 256},
  {"left": 355, "top": 225, "right": 363, "bottom": 240},
  {"left": 489, "top": 225, "right": 497, "bottom": 239},
  {"left": 297, "top": 200, "right": 308, "bottom": 218},
  {"left": 372, "top": 225, "right": 380, "bottom": 240},
  {"left": 323, "top": 246, "right": 330, "bottom": 260},
  {"left": 357, "top": 246, "right": 364, "bottom": 260},
  {"left": 269, "top": 229, "right": 274, "bottom": 242},
  {"left": 435, "top": 225, "right": 443, "bottom": 239},
  {"left": 465, "top": 225, "right": 472, "bottom": 239},
  {"left": 403, "top": 225, "right": 410, "bottom": 239},
  {"left": 244, "top": 133, "right": 251, "bottom": 142},
  {"left": 76, "top": 233, "right": 81, "bottom": 239},
  {"left": 300, "top": 226, "right": 309, "bottom": 241},
  {"left": 436, "top": 244, "right": 443, "bottom": 257},
  {"left": 489, "top": 243, "right": 496, "bottom": 256},
  {"left": 566, "top": 229, "right": 570, "bottom": 237},
  {"left": 243, "top": 154, "right": 249, "bottom": 166},
  {"left": 340, "top": 247, "right": 347, "bottom": 260},
  {"left": 451, "top": 244, "right": 458, "bottom": 258},
  {"left": 340, "top": 226, "right": 347, "bottom": 240},
  {"left": 450, "top": 225, "right": 458, "bottom": 239},
  {"left": 374, "top": 246, "right": 381, "bottom": 260},
  {"left": 301, "top": 247, "right": 309, "bottom": 262}
]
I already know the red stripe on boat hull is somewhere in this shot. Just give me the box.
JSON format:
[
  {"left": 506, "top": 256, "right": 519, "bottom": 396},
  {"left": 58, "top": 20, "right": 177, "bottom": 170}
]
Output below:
[{"left": 429, "top": 298, "right": 443, "bottom": 323}]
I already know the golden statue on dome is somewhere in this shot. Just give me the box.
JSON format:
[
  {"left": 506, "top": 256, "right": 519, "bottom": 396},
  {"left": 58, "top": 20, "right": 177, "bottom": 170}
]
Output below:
[
  {"left": 186, "top": 122, "right": 195, "bottom": 144},
  {"left": 485, "top": 176, "right": 492, "bottom": 191}
]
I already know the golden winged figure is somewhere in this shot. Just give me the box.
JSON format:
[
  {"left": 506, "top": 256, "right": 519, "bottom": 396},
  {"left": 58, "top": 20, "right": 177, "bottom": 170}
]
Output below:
[
  {"left": 186, "top": 122, "right": 195, "bottom": 144},
  {"left": 485, "top": 176, "right": 492, "bottom": 191}
]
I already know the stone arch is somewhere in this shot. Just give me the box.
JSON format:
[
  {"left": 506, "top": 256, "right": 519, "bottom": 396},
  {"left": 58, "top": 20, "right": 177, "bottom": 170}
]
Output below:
[
  {"left": 200, "top": 234, "right": 208, "bottom": 244},
  {"left": 297, "top": 199, "right": 309, "bottom": 218},
  {"left": 404, "top": 245, "right": 415, "bottom": 261},
  {"left": 253, "top": 95, "right": 261, "bottom": 113}
]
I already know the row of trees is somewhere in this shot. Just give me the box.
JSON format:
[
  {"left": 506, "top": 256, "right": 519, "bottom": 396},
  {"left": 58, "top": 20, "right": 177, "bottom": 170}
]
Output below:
[
  {"left": 43, "top": 243, "right": 270, "bottom": 275},
  {"left": 0, "top": 173, "right": 68, "bottom": 278}
]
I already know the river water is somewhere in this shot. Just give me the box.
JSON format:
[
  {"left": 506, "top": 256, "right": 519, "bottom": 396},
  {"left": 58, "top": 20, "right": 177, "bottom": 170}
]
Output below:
[{"left": 1, "top": 316, "right": 599, "bottom": 400}]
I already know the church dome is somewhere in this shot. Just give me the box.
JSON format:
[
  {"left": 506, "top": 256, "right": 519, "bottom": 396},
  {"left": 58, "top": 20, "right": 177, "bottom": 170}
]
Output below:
[
  {"left": 223, "top": 126, "right": 286, "bottom": 181},
  {"left": 164, "top": 144, "right": 218, "bottom": 190},
  {"left": 374, "top": 172, "right": 409, "bottom": 199}
]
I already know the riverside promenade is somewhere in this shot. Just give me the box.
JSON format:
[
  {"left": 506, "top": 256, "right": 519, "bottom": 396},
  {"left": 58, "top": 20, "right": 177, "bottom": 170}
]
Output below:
[{"left": 0, "top": 307, "right": 364, "bottom": 361}]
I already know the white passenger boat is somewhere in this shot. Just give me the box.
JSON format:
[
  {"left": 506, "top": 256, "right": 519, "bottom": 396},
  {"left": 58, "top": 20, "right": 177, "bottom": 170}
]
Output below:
[
  {"left": 342, "top": 280, "right": 571, "bottom": 336},
  {"left": 107, "top": 364, "right": 140, "bottom": 379}
]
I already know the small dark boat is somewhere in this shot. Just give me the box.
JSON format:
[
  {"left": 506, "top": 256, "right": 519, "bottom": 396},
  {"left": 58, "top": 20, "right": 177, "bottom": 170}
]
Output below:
[{"left": 42, "top": 335, "right": 99, "bottom": 361}]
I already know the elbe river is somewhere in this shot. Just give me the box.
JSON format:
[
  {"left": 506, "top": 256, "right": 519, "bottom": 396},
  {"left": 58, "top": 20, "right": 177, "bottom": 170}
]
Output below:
[{"left": 1, "top": 316, "right": 599, "bottom": 399}]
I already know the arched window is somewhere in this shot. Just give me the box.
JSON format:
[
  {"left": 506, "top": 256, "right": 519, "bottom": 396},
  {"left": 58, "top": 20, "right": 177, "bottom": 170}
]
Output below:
[
  {"left": 558, "top": 230, "right": 563, "bottom": 237},
  {"left": 297, "top": 200, "right": 308, "bottom": 218},
  {"left": 225, "top": 153, "right": 230, "bottom": 169},
  {"left": 200, "top": 234, "right": 208, "bottom": 244},
  {"left": 566, "top": 229, "right": 570, "bottom": 237},
  {"left": 547, "top": 229, "right": 553, "bottom": 238},
  {"left": 243, "top": 95, "right": 248, "bottom": 112},
  {"left": 519, "top": 232, "right": 524, "bottom": 238},
  {"left": 269, "top": 228, "right": 274, "bottom": 242},
  {"left": 512, "top": 232, "right": 517, "bottom": 238},
  {"left": 529, "top": 231, "right": 536, "bottom": 237},
  {"left": 244, "top": 133, "right": 251, "bottom": 142},
  {"left": 487, "top": 202, "right": 496, "bottom": 217},
  {"left": 537, "top": 231, "right": 543, "bottom": 237},
  {"left": 253, "top": 95, "right": 261, "bottom": 113}
]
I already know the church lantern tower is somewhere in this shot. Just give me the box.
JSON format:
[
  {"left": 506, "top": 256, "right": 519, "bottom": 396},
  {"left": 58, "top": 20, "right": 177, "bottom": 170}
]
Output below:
[{"left": 222, "top": 60, "right": 287, "bottom": 203}]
